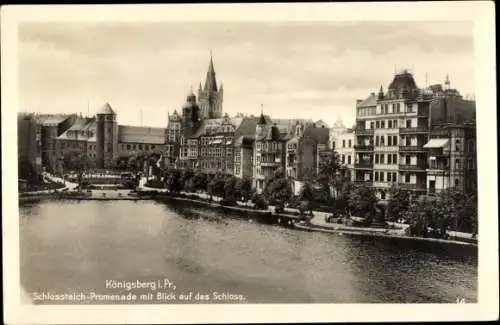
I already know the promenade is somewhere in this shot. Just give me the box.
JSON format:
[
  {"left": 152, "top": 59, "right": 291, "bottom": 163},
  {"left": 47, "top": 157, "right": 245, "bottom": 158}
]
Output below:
[{"left": 138, "top": 177, "right": 475, "bottom": 241}]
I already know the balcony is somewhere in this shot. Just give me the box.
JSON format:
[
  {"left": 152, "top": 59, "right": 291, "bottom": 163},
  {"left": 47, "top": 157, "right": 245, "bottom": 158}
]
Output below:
[
  {"left": 399, "top": 145, "right": 426, "bottom": 152},
  {"left": 398, "top": 183, "right": 427, "bottom": 191},
  {"left": 356, "top": 128, "right": 374, "bottom": 136},
  {"left": 399, "top": 126, "right": 428, "bottom": 134},
  {"left": 354, "top": 144, "right": 374, "bottom": 151},
  {"left": 354, "top": 162, "right": 373, "bottom": 169},
  {"left": 260, "top": 161, "right": 281, "bottom": 167},
  {"left": 399, "top": 164, "right": 427, "bottom": 171}
]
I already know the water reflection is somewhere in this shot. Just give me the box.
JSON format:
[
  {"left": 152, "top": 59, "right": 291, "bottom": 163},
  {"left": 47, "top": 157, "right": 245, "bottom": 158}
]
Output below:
[{"left": 20, "top": 201, "right": 477, "bottom": 304}]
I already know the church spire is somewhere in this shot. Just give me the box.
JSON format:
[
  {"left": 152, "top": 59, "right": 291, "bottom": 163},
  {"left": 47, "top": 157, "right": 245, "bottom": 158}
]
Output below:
[{"left": 204, "top": 51, "right": 218, "bottom": 92}]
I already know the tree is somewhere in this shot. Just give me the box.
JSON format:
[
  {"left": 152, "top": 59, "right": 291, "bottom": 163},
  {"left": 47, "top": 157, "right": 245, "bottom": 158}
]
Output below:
[
  {"left": 180, "top": 168, "right": 195, "bottom": 192},
  {"left": 265, "top": 167, "right": 293, "bottom": 212},
  {"left": 298, "top": 181, "right": 315, "bottom": 216},
  {"left": 223, "top": 175, "right": 238, "bottom": 204},
  {"left": 235, "top": 177, "right": 253, "bottom": 202},
  {"left": 190, "top": 171, "right": 208, "bottom": 192},
  {"left": 317, "top": 150, "right": 352, "bottom": 201},
  {"left": 387, "top": 186, "right": 411, "bottom": 222},
  {"left": 207, "top": 172, "right": 226, "bottom": 199},
  {"left": 347, "top": 183, "right": 377, "bottom": 223},
  {"left": 165, "top": 169, "right": 182, "bottom": 193}
]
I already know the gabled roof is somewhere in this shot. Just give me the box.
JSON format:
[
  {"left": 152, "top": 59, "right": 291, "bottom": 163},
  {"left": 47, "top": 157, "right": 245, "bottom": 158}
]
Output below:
[
  {"left": 96, "top": 102, "right": 115, "bottom": 115},
  {"left": 118, "top": 125, "right": 166, "bottom": 144}
]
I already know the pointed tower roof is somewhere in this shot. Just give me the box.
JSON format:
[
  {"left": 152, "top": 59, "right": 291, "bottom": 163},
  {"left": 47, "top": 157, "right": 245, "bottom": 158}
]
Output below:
[
  {"left": 96, "top": 102, "right": 115, "bottom": 115},
  {"left": 258, "top": 104, "right": 267, "bottom": 125},
  {"left": 203, "top": 52, "right": 218, "bottom": 92}
]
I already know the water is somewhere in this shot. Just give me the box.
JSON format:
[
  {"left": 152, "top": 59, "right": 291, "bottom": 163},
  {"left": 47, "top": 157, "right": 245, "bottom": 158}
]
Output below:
[{"left": 19, "top": 200, "right": 477, "bottom": 304}]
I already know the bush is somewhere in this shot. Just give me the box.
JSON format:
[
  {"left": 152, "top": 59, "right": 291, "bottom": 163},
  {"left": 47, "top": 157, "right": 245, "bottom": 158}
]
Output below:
[{"left": 251, "top": 193, "right": 268, "bottom": 210}]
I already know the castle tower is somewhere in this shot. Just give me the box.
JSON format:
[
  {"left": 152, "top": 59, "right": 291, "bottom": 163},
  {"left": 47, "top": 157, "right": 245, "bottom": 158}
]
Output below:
[
  {"left": 198, "top": 53, "right": 223, "bottom": 119},
  {"left": 95, "top": 102, "right": 118, "bottom": 169}
]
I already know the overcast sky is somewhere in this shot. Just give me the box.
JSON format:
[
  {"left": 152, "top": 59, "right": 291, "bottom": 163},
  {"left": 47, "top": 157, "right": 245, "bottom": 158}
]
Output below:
[{"left": 18, "top": 22, "right": 474, "bottom": 128}]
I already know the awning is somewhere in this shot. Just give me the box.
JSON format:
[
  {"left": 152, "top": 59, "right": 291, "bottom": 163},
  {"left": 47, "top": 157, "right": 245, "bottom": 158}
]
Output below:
[{"left": 423, "top": 138, "right": 449, "bottom": 148}]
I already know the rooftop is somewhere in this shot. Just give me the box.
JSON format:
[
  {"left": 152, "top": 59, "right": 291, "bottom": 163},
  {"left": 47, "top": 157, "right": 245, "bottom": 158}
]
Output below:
[
  {"left": 118, "top": 125, "right": 166, "bottom": 144},
  {"left": 34, "top": 114, "right": 73, "bottom": 126}
]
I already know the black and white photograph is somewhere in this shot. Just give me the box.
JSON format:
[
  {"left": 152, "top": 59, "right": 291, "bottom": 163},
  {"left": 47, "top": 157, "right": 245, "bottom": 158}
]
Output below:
[{"left": 2, "top": 2, "right": 498, "bottom": 324}]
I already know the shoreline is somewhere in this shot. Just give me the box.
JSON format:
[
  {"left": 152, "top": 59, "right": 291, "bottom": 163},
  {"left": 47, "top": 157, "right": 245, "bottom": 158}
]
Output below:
[{"left": 18, "top": 188, "right": 477, "bottom": 250}]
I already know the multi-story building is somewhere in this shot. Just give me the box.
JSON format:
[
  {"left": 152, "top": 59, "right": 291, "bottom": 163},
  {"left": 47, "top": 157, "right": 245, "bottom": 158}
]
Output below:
[
  {"left": 34, "top": 114, "right": 77, "bottom": 172},
  {"left": 253, "top": 115, "right": 286, "bottom": 192},
  {"left": 354, "top": 70, "right": 476, "bottom": 199},
  {"left": 336, "top": 129, "right": 356, "bottom": 181},
  {"left": 329, "top": 117, "right": 348, "bottom": 150},
  {"left": 424, "top": 122, "right": 476, "bottom": 194},
  {"left": 17, "top": 113, "right": 41, "bottom": 172}
]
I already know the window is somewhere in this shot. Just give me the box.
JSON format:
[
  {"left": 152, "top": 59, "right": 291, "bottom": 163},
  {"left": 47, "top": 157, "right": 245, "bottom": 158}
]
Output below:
[
  {"left": 406, "top": 120, "right": 411, "bottom": 128},
  {"left": 406, "top": 137, "right": 411, "bottom": 146},
  {"left": 388, "top": 120, "right": 393, "bottom": 128},
  {"left": 405, "top": 156, "right": 411, "bottom": 165},
  {"left": 342, "top": 155, "right": 345, "bottom": 164},
  {"left": 393, "top": 154, "right": 398, "bottom": 164},
  {"left": 455, "top": 139, "right": 462, "bottom": 152},
  {"left": 381, "top": 191, "right": 386, "bottom": 200},
  {"left": 342, "top": 140, "right": 346, "bottom": 148},
  {"left": 348, "top": 140, "right": 352, "bottom": 148},
  {"left": 388, "top": 155, "right": 392, "bottom": 164},
  {"left": 388, "top": 136, "right": 392, "bottom": 146},
  {"left": 468, "top": 158, "right": 474, "bottom": 170},
  {"left": 375, "top": 154, "right": 379, "bottom": 164},
  {"left": 455, "top": 159, "right": 461, "bottom": 169},
  {"left": 376, "top": 121, "right": 380, "bottom": 129},
  {"left": 380, "top": 120, "right": 385, "bottom": 128},
  {"left": 370, "top": 122, "right": 374, "bottom": 129},
  {"left": 405, "top": 174, "right": 410, "bottom": 183},
  {"left": 393, "top": 136, "right": 398, "bottom": 146},
  {"left": 380, "top": 172, "right": 384, "bottom": 182},
  {"left": 375, "top": 136, "right": 379, "bottom": 146},
  {"left": 393, "top": 173, "right": 397, "bottom": 182},
  {"left": 387, "top": 172, "right": 392, "bottom": 182},
  {"left": 455, "top": 179, "right": 460, "bottom": 188},
  {"left": 393, "top": 120, "right": 398, "bottom": 128},
  {"left": 375, "top": 172, "right": 379, "bottom": 182},
  {"left": 380, "top": 136, "right": 385, "bottom": 146},
  {"left": 396, "top": 103, "right": 401, "bottom": 112},
  {"left": 347, "top": 155, "right": 351, "bottom": 164},
  {"left": 380, "top": 154, "right": 385, "bottom": 164}
]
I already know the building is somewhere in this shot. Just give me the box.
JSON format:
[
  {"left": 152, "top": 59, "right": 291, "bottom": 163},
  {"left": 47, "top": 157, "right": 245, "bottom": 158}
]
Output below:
[
  {"left": 17, "top": 113, "right": 41, "bottom": 171},
  {"left": 329, "top": 117, "right": 348, "bottom": 150},
  {"left": 34, "top": 114, "right": 77, "bottom": 173},
  {"left": 354, "top": 69, "right": 476, "bottom": 199},
  {"left": 424, "top": 122, "right": 476, "bottom": 194},
  {"left": 253, "top": 113, "right": 286, "bottom": 192},
  {"left": 197, "top": 54, "right": 224, "bottom": 120},
  {"left": 336, "top": 129, "right": 356, "bottom": 181}
]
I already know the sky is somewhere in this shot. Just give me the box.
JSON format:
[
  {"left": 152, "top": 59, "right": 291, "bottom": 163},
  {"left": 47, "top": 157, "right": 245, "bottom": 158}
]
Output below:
[{"left": 18, "top": 21, "right": 475, "bottom": 128}]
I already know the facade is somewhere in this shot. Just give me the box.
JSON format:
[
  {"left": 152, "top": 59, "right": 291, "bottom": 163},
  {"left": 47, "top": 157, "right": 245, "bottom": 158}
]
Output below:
[
  {"left": 329, "top": 117, "right": 348, "bottom": 150},
  {"left": 253, "top": 115, "right": 286, "bottom": 192},
  {"left": 424, "top": 123, "right": 477, "bottom": 194},
  {"left": 17, "top": 113, "right": 41, "bottom": 171},
  {"left": 336, "top": 130, "right": 356, "bottom": 181},
  {"left": 354, "top": 70, "right": 476, "bottom": 198}
]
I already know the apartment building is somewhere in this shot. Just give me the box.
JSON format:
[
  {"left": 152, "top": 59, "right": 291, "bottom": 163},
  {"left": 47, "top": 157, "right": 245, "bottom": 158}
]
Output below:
[
  {"left": 354, "top": 70, "right": 476, "bottom": 199},
  {"left": 336, "top": 129, "right": 356, "bottom": 181},
  {"left": 424, "top": 122, "right": 477, "bottom": 194}
]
